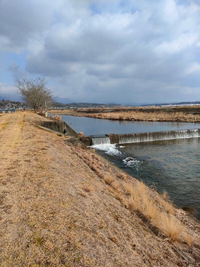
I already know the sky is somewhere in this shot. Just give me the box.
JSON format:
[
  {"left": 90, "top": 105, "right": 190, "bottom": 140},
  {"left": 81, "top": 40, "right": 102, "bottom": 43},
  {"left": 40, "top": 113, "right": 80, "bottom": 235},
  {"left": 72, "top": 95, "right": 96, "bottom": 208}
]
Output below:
[{"left": 1, "top": 0, "right": 200, "bottom": 104}]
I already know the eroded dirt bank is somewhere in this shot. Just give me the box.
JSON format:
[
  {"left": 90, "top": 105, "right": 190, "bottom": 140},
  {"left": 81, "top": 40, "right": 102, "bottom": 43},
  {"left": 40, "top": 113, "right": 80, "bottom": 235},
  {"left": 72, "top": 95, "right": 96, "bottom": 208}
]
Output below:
[{"left": 0, "top": 111, "right": 200, "bottom": 266}]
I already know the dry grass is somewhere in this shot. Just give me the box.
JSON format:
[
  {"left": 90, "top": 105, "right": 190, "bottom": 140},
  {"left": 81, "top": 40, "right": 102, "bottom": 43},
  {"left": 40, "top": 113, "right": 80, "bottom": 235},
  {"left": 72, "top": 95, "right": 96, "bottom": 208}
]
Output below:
[
  {"left": 53, "top": 115, "right": 62, "bottom": 121},
  {"left": 182, "top": 232, "right": 195, "bottom": 247},
  {"left": 85, "top": 110, "right": 200, "bottom": 123},
  {"left": 121, "top": 180, "right": 194, "bottom": 243},
  {"left": 159, "top": 213, "right": 183, "bottom": 241},
  {"left": 111, "top": 180, "right": 121, "bottom": 190},
  {"left": 140, "top": 197, "right": 159, "bottom": 222},
  {"left": 1, "top": 111, "right": 200, "bottom": 266},
  {"left": 123, "top": 182, "right": 134, "bottom": 195},
  {"left": 73, "top": 145, "right": 197, "bottom": 245},
  {"left": 50, "top": 106, "right": 200, "bottom": 123},
  {"left": 117, "top": 172, "right": 127, "bottom": 181},
  {"left": 82, "top": 184, "right": 94, "bottom": 192},
  {"left": 159, "top": 191, "right": 175, "bottom": 214},
  {"left": 78, "top": 132, "right": 84, "bottom": 139},
  {"left": 103, "top": 173, "right": 115, "bottom": 185},
  {"left": 74, "top": 145, "right": 196, "bottom": 245}
]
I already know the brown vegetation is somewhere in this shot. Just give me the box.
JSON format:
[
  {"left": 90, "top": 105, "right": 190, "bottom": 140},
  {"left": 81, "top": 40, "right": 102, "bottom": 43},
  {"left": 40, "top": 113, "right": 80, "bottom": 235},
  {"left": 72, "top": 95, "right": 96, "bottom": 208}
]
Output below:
[
  {"left": 74, "top": 146, "right": 200, "bottom": 246},
  {"left": 86, "top": 110, "right": 200, "bottom": 122},
  {"left": 0, "top": 111, "right": 200, "bottom": 266},
  {"left": 79, "top": 109, "right": 200, "bottom": 122},
  {"left": 52, "top": 114, "right": 62, "bottom": 121},
  {"left": 50, "top": 105, "right": 200, "bottom": 123}
]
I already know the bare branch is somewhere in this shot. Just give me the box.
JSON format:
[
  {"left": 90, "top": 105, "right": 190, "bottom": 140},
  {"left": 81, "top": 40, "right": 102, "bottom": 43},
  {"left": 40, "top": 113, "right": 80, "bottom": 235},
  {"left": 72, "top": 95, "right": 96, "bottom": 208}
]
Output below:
[{"left": 16, "top": 77, "right": 52, "bottom": 111}]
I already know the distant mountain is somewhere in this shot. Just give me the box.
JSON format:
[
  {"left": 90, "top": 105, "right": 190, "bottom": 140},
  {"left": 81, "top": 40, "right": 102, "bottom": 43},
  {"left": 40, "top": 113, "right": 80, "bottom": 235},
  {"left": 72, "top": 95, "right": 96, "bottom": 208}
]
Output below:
[
  {"left": 0, "top": 94, "right": 73, "bottom": 104},
  {"left": 0, "top": 93, "right": 21, "bottom": 102},
  {"left": 151, "top": 101, "right": 200, "bottom": 107},
  {"left": 122, "top": 101, "right": 200, "bottom": 107},
  {"left": 53, "top": 96, "right": 74, "bottom": 104}
]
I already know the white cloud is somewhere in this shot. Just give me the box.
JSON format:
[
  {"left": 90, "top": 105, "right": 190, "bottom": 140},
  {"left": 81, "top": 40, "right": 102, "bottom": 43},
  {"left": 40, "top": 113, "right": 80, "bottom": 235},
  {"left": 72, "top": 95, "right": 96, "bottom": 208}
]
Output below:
[
  {"left": 155, "top": 33, "right": 197, "bottom": 54},
  {"left": 1, "top": 0, "right": 200, "bottom": 103},
  {"left": 0, "top": 83, "right": 18, "bottom": 97},
  {"left": 186, "top": 62, "right": 200, "bottom": 74},
  {"left": 0, "top": 0, "right": 55, "bottom": 52}
]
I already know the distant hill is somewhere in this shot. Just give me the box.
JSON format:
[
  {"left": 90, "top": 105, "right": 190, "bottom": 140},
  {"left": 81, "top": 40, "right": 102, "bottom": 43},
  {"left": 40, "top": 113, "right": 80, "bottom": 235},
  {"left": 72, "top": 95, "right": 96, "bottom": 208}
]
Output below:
[
  {"left": 123, "top": 101, "right": 200, "bottom": 107},
  {"left": 0, "top": 93, "right": 21, "bottom": 102},
  {"left": 53, "top": 96, "right": 74, "bottom": 104},
  {"left": 52, "top": 102, "right": 121, "bottom": 108}
]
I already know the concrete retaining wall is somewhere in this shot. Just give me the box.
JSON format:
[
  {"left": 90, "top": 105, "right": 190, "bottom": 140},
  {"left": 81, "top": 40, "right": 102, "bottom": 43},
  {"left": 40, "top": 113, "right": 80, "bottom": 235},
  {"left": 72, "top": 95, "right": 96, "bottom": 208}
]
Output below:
[{"left": 41, "top": 121, "right": 78, "bottom": 137}]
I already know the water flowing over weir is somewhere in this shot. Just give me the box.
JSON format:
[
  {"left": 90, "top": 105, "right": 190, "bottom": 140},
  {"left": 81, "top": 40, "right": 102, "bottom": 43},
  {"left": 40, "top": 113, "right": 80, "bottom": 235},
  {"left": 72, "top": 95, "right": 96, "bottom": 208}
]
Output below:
[
  {"left": 87, "top": 129, "right": 200, "bottom": 146},
  {"left": 91, "top": 135, "right": 110, "bottom": 145},
  {"left": 118, "top": 128, "right": 200, "bottom": 144},
  {"left": 107, "top": 128, "right": 200, "bottom": 145}
]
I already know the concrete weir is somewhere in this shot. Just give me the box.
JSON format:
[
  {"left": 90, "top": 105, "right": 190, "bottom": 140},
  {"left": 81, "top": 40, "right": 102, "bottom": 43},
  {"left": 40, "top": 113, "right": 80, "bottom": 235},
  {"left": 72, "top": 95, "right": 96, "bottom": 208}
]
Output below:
[
  {"left": 91, "top": 134, "right": 110, "bottom": 145},
  {"left": 89, "top": 129, "right": 200, "bottom": 145}
]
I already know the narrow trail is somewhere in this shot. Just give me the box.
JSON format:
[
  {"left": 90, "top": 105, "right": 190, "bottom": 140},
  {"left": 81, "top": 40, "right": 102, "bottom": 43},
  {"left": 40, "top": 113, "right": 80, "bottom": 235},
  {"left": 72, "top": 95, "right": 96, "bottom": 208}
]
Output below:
[
  {"left": 0, "top": 113, "right": 26, "bottom": 264},
  {"left": 0, "top": 112, "right": 24, "bottom": 157},
  {"left": 0, "top": 112, "right": 88, "bottom": 266},
  {"left": 0, "top": 112, "right": 26, "bottom": 191}
]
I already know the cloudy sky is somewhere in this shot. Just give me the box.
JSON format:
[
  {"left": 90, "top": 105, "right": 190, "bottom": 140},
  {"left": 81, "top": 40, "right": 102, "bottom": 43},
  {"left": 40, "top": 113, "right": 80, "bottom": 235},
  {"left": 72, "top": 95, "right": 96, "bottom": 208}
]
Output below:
[{"left": 1, "top": 0, "right": 200, "bottom": 104}]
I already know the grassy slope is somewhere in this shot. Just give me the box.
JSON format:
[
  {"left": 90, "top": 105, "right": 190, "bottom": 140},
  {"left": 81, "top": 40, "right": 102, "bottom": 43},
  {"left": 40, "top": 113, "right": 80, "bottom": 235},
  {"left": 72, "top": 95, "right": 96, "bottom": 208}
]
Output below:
[{"left": 0, "top": 111, "right": 200, "bottom": 266}]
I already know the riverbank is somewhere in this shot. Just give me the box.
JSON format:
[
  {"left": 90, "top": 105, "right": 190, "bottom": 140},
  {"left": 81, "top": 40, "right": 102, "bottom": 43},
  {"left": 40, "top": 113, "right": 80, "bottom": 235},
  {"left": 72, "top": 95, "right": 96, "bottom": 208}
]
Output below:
[
  {"left": 50, "top": 105, "right": 200, "bottom": 122},
  {"left": 1, "top": 111, "right": 200, "bottom": 266}
]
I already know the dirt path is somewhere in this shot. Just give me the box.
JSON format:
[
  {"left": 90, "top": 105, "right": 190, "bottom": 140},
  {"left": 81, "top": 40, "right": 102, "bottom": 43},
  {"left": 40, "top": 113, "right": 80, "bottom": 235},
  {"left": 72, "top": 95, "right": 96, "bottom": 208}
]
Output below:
[
  {"left": 0, "top": 112, "right": 200, "bottom": 266},
  {"left": 0, "top": 112, "right": 78, "bottom": 266}
]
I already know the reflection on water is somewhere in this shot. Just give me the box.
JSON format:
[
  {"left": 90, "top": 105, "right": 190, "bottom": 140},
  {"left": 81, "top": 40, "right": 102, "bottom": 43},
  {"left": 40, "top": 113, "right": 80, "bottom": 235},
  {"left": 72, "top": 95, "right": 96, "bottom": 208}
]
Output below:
[
  {"left": 61, "top": 115, "right": 200, "bottom": 136},
  {"left": 95, "top": 138, "right": 200, "bottom": 220}
]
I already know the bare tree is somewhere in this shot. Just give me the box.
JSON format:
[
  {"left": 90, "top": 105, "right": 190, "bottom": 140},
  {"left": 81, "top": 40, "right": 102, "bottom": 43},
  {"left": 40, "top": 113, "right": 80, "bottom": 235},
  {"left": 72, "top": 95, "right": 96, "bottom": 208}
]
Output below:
[{"left": 16, "top": 77, "right": 52, "bottom": 111}]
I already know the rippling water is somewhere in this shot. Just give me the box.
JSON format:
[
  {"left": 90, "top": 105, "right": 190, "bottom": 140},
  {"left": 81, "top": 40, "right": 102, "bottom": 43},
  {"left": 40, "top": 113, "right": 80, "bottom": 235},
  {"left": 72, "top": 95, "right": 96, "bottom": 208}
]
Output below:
[{"left": 94, "top": 138, "right": 200, "bottom": 220}]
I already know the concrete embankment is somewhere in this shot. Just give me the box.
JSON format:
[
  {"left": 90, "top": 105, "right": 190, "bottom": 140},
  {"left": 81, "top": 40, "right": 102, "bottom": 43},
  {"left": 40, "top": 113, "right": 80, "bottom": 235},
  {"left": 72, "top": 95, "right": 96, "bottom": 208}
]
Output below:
[
  {"left": 40, "top": 120, "right": 78, "bottom": 137},
  {"left": 39, "top": 120, "right": 93, "bottom": 146}
]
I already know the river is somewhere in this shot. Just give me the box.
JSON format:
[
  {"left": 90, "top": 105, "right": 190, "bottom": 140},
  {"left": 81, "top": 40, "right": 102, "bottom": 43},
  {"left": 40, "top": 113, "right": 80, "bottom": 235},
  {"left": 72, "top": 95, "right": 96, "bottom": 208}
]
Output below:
[
  {"left": 61, "top": 115, "right": 200, "bottom": 136},
  {"left": 61, "top": 115, "right": 200, "bottom": 220}
]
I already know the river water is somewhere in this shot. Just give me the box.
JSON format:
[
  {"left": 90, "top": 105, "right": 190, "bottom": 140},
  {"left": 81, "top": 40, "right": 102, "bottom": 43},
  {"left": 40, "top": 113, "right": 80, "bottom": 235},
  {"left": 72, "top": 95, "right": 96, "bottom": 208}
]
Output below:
[
  {"left": 61, "top": 115, "right": 200, "bottom": 136},
  {"left": 95, "top": 139, "right": 200, "bottom": 220},
  {"left": 61, "top": 115, "right": 200, "bottom": 220}
]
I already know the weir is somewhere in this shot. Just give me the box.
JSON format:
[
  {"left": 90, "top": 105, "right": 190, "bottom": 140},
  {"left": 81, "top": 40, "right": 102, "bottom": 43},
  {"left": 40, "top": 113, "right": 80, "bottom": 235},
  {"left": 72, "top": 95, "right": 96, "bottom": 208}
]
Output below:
[
  {"left": 108, "top": 129, "right": 200, "bottom": 145},
  {"left": 85, "top": 129, "right": 200, "bottom": 146},
  {"left": 91, "top": 134, "right": 110, "bottom": 145}
]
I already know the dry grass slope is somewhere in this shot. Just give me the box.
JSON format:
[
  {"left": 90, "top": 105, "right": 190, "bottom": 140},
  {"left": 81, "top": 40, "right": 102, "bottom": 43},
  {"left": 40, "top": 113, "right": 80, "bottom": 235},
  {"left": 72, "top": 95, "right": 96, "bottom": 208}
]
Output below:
[
  {"left": 74, "top": 147, "right": 198, "bottom": 246},
  {"left": 0, "top": 111, "right": 200, "bottom": 266}
]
